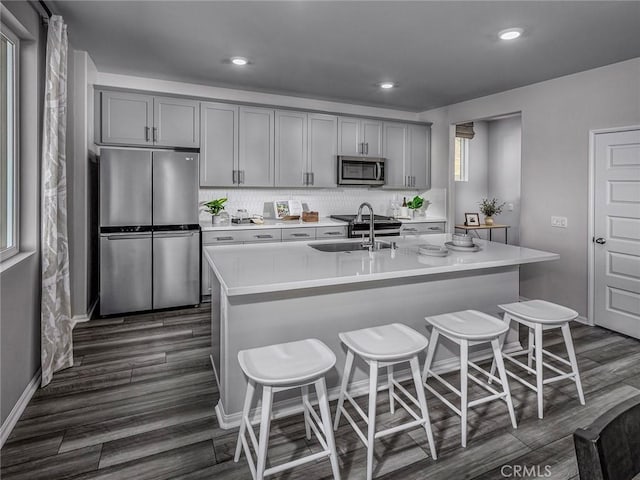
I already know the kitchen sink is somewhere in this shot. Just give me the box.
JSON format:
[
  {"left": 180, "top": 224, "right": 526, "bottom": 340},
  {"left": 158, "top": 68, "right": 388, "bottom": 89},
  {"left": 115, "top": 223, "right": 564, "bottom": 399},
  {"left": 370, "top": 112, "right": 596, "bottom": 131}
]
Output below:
[{"left": 309, "top": 241, "right": 392, "bottom": 252}]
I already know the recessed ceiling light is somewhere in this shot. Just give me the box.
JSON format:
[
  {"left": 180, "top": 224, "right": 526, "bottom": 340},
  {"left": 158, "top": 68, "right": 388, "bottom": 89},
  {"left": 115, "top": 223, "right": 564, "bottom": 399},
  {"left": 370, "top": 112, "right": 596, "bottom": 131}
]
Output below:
[
  {"left": 380, "top": 82, "right": 395, "bottom": 89},
  {"left": 499, "top": 28, "right": 523, "bottom": 40},
  {"left": 231, "top": 57, "right": 248, "bottom": 66}
]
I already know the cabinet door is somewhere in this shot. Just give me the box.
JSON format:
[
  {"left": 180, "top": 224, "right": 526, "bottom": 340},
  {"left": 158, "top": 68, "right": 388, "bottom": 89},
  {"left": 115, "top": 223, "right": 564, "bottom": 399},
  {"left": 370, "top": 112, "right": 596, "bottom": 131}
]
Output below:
[
  {"left": 409, "top": 125, "right": 430, "bottom": 190},
  {"left": 200, "top": 102, "right": 238, "bottom": 187},
  {"left": 338, "top": 117, "right": 361, "bottom": 155},
  {"left": 308, "top": 113, "right": 338, "bottom": 187},
  {"left": 201, "top": 251, "right": 211, "bottom": 296},
  {"left": 153, "top": 96, "right": 200, "bottom": 148},
  {"left": 383, "top": 122, "right": 408, "bottom": 188},
  {"left": 101, "top": 91, "right": 153, "bottom": 146},
  {"left": 239, "top": 106, "right": 275, "bottom": 187},
  {"left": 361, "top": 119, "right": 383, "bottom": 156},
  {"left": 275, "top": 110, "right": 307, "bottom": 187}
]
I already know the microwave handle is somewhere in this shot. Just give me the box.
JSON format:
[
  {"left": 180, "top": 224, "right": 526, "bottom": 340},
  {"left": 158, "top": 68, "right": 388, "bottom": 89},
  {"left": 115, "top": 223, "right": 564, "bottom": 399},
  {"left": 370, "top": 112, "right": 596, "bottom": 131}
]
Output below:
[{"left": 376, "top": 162, "right": 382, "bottom": 181}]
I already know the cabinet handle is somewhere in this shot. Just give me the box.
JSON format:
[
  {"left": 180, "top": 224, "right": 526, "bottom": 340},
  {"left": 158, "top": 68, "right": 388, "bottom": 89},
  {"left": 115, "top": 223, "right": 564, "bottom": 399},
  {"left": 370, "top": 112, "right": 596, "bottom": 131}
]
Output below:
[
  {"left": 240, "top": 170, "right": 245, "bottom": 184},
  {"left": 365, "top": 143, "right": 369, "bottom": 155},
  {"left": 215, "top": 236, "right": 234, "bottom": 241},
  {"left": 428, "top": 226, "right": 442, "bottom": 231},
  {"left": 310, "top": 172, "right": 314, "bottom": 185},
  {"left": 404, "top": 228, "right": 417, "bottom": 232},
  {"left": 145, "top": 126, "right": 150, "bottom": 141},
  {"left": 152, "top": 127, "right": 157, "bottom": 142},
  {"left": 291, "top": 233, "right": 311, "bottom": 237},
  {"left": 255, "top": 234, "right": 273, "bottom": 239},
  {"left": 232, "top": 170, "right": 238, "bottom": 184},
  {"left": 324, "top": 231, "right": 343, "bottom": 236}
]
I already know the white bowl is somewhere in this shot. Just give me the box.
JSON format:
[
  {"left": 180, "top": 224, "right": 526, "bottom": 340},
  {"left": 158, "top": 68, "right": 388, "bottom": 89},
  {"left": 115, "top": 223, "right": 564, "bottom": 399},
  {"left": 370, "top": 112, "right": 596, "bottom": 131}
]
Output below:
[{"left": 452, "top": 234, "right": 474, "bottom": 247}]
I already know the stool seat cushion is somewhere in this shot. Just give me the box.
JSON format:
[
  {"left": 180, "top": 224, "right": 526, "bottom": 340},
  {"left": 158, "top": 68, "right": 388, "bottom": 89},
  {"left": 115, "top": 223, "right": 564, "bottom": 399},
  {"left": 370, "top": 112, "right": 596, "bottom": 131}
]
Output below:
[
  {"left": 338, "top": 323, "right": 428, "bottom": 361},
  {"left": 425, "top": 310, "right": 508, "bottom": 340},
  {"left": 238, "top": 339, "right": 336, "bottom": 386},
  {"left": 499, "top": 300, "right": 578, "bottom": 324}
]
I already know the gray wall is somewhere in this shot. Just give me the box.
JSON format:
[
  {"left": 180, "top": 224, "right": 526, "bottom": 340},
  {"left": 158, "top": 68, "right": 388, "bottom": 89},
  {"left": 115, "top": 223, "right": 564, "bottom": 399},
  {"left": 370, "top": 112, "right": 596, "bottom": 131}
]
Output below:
[
  {"left": 454, "top": 121, "right": 489, "bottom": 228},
  {"left": 0, "top": 1, "right": 45, "bottom": 425},
  {"left": 420, "top": 57, "right": 640, "bottom": 317},
  {"left": 488, "top": 116, "right": 522, "bottom": 245}
]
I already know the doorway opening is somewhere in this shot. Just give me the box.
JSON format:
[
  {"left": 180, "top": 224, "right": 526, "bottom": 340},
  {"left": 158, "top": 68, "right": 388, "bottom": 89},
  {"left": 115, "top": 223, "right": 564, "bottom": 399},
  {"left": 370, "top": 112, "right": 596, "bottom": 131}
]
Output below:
[{"left": 452, "top": 113, "right": 522, "bottom": 244}]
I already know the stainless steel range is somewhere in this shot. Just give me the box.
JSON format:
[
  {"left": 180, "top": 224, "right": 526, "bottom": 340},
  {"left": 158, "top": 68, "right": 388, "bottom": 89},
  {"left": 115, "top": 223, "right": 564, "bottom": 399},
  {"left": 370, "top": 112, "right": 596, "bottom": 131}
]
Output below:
[{"left": 330, "top": 214, "right": 402, "bottom": 238}]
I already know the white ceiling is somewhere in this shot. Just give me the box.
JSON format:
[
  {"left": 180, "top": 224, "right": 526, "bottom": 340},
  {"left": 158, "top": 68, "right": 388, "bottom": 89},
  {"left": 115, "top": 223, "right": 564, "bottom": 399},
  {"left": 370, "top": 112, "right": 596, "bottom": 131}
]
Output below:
[{"left": 52, "top": 1, "right": 640, "bottom": 112}]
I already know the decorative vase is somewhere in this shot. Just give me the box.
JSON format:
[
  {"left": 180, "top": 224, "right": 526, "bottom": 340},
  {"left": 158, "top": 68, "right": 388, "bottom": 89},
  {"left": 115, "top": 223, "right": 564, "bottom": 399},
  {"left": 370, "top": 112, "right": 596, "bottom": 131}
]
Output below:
[
  {"left": 484, "top": 216, "right": 494, "bottom": 226},
  {"left": 212, "top": 214, "right": 222, "bottom": 225}
]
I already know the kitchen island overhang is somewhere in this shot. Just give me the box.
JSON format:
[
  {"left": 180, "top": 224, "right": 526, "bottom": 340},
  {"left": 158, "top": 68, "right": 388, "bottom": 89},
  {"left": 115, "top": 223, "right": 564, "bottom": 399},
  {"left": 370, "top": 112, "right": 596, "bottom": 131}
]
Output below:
[{"left": 205, "top": 235, "right": 559, "bottom": 429}]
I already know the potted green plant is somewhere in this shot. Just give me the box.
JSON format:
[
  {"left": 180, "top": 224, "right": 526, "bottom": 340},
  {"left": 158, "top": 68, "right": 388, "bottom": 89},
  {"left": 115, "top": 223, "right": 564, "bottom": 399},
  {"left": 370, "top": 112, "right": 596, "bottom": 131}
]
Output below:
[
  {"left": 203, "top": 198, "right": 228, "bottom": 225},
  {"left": 478, "top": 198, "right": 505, "bottom": 225},
  {"left": 407, "top": 195, "right": 431, "bottom": 218}
]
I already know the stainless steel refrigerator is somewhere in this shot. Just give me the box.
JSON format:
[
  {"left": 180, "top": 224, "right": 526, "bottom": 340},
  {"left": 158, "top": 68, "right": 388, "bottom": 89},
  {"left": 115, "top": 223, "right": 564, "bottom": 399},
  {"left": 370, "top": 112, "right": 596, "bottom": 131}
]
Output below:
[{"left": 99, "top": 148, "right": 200, "bottom": 316}]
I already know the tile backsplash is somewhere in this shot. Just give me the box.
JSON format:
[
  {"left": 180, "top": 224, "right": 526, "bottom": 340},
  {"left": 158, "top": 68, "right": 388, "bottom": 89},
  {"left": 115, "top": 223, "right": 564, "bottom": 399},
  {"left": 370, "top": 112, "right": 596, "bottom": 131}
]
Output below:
[{"left": 199, "top": 187, "right": 446, "bottom": 220}]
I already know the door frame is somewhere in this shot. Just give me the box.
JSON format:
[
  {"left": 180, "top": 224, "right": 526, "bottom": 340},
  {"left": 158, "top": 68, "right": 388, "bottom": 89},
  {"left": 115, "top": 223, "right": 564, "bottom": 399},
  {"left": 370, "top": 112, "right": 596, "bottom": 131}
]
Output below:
[{"left": 587, "top": 125, "right": 640, "bottom": 327}]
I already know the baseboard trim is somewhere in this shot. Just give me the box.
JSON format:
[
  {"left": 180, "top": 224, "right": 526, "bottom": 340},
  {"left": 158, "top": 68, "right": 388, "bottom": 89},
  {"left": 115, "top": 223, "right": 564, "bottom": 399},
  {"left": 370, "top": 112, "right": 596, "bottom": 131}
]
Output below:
[
  {"left": 0, "top": 368, "right": 41, "bottom": 448},
  {"left": 214, "top": 341, "right": 522, "bottom": 429},
  {"left": 71, "top": 298, "right": 98, "bottom": 328}
]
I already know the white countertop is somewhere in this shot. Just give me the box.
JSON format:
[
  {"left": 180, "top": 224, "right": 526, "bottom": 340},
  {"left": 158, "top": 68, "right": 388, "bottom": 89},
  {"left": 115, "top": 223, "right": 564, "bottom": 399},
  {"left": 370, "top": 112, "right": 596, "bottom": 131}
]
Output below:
[
  {"left": 200, "top": 216, "right": 447, "bottom": 231},
  {"left": 204, "top": 234, "right": 559, "bottom": 297}
]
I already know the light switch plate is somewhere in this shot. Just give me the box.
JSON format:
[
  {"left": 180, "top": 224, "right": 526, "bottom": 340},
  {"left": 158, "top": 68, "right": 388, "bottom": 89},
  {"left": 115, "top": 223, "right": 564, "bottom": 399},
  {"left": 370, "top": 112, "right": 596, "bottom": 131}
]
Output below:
[{"left": 551, "top": 216, "right": 568, "bottom": 228}]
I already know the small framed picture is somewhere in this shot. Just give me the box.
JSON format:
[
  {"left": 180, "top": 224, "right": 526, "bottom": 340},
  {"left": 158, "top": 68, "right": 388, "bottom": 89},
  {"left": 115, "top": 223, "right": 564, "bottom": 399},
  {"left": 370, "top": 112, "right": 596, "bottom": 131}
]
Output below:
[{"left": 465, "top": 213, "right": 480, "bottom": 226}]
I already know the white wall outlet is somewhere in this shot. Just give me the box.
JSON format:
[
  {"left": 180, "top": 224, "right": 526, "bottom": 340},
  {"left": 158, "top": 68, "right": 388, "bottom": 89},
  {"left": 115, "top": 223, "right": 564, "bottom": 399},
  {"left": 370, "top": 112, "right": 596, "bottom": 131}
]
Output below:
[
  {"left": 507, "top": 203, "right": 514, "bottom": 211},
  {"left": 551, "top": 216, "right": 568, "bottom": 228}
]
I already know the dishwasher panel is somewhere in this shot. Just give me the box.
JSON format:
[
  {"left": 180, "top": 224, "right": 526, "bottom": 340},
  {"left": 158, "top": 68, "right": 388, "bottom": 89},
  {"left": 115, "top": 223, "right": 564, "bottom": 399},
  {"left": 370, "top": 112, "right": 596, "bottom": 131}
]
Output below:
[
  {"left": 153, "top": 231, "right": 200, "bottom": 309},
  {"left": 100, "top": 233, "right": 153, "bottom": 315}
]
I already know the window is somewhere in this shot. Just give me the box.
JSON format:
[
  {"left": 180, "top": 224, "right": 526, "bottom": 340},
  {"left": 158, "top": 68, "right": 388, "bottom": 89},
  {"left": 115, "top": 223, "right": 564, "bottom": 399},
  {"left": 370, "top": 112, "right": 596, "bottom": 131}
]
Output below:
[
  {"left": 1, "top": 24, "right": 19, "bottom": 261},
  {"left": 454, "top": 136, "right": 469, "bottom": 182}
]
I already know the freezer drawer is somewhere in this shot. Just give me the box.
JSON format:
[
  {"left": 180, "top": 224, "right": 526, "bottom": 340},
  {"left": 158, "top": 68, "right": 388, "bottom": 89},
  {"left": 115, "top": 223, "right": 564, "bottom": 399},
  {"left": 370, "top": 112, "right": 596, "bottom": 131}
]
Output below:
[
  {"left": 100, "top": 149, "right": 152, "bottom": 227},
  {"left": 153, "top": 231, "right": 200, "bottom": 309},
  {"left": 100, "top": 233, "right": 152, "bottom": 315},
  {"left": 153, "top": 151, "right": 199, "bottom": 226}
]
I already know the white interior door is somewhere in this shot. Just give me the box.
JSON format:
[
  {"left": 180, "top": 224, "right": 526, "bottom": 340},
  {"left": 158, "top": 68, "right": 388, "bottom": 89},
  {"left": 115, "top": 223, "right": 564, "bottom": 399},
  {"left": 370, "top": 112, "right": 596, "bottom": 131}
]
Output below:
[{"left": 594, "top": 128, "right": 640, "bottom": 339}]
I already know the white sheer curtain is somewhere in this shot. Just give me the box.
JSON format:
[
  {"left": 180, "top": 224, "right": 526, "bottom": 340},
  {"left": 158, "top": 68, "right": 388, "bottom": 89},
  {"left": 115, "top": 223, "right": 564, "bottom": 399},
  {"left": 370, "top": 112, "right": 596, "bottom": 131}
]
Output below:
[{"left": 41, "top": 15, "right": 71, "bottom": 387}]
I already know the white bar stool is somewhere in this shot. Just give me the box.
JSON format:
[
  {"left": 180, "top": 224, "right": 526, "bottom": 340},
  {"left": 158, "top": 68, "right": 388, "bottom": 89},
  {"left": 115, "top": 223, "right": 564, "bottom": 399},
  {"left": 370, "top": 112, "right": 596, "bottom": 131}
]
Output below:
[
  {"left": 334, "top": 323, "right": 437, "bottom": 480},
  {"left": 489, "top": 299, "right": 585, "bottom": 419},
  {"left": 235, "top": 338, "right": 341, "bottom": 480},
  {"left": 423, "top": 310, "right": 517, "bottom": 448}
]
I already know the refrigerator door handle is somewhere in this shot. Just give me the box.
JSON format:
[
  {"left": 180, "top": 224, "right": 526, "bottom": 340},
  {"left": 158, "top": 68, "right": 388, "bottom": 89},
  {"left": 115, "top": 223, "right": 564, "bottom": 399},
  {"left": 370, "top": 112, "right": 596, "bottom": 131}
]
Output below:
[
  {"left": 153, "top": 231, "right": 196, "bottom": 238},
  {"left": 104, "top": 233, "right": 153, "bottom": 240}
]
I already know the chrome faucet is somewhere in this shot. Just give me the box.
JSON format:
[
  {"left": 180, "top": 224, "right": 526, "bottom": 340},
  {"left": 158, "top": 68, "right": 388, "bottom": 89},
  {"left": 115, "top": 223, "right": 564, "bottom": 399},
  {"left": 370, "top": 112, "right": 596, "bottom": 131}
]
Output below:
[{"left": 356, "top": 202, "right": 375, "bottom": 250}]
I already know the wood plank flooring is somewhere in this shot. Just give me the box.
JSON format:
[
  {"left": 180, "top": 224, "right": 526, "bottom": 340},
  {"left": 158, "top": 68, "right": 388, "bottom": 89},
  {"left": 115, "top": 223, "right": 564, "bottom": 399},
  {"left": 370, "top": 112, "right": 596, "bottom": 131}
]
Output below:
[{"left": 1, "top": 304, "right": 639, "bottom": 479}]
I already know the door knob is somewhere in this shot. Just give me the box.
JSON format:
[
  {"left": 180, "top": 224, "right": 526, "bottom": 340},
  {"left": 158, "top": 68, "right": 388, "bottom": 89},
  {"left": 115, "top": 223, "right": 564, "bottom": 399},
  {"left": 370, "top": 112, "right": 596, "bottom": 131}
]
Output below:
[{"left": 594, "top": 237, "right": 606, "bottom": 245}]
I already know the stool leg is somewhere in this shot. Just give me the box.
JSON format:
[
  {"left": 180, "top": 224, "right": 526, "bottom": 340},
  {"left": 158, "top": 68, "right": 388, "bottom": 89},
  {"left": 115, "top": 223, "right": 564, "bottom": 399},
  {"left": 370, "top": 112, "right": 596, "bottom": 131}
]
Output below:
[
  {"left": 489, "top": 313, "right": 511, "bottom": 383},
  {"left": 561, "top": 323, "right": 586, "bottom": 406},
  {"left": 302, "top": 385, "right": 312, "bottom": 440},
  {"left": 334, "top": 349, "right": 354, "bottom": 431},
  {"left": 316, "top": 377, "right": 342, "bottom": 480},
  {"left": 491, "top": 338, "right": 517, "bottom": 429},
  {"left": 422, "top": 329, "right": 439, "bottom": 383},
  {"left": 387, "top": 365, "right": 395, "bottom": 414},
  {"left": 534, "top": 324, "right": 544, "bottom": 419},
  {"left": 256, "top": 386, "right": 273, "bottom": 480},
  {"left": 234, "top": 379, "right": 255, "bottom": 462},
  {"left": 410, "top": 356, "right": 437, "bottom": 460},
  {"left": 366, "top": 360, "right": 378, "bottom": 480},
  {"left": 460, "top": 339, "right": 469, "bottom": 448},
  {"left": 527, "top": 327, "right": 535, "bottom": 369}
]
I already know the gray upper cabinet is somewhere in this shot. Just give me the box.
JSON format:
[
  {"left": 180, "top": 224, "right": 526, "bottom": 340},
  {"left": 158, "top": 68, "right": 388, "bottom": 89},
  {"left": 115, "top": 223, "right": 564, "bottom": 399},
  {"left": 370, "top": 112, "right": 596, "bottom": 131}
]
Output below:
[
  {"left": 408, "top": 124, "right": 430, "bottom": 190},
  {"left": 308, "top": 113, "right": 338, "bottom": 187},
  {"left": 101, "top": 91, "right": 153, "bottom": 146},
  {"left": 383, "top": 122, "right": 430, "bottom": 189},
  {"left": 153, "top": 96, "right": 200, "bottom": 148},
  {"left": 239, "top": 106, "right": 275, "bottom": 187},
  {"left": 338, "top": 117, "right": 382, "bottom": 156},
  {"left": 200, "top": 102, "right": 239, "bottom": 187},
  {"left": 100, "top": 91, "right": 199, "bottom": 148},
  {"left": 275, "top": 110, "right": 308, "bottom": 187},
  {"left": 383, "top": 122, "right": 408, "bottom": 188}
]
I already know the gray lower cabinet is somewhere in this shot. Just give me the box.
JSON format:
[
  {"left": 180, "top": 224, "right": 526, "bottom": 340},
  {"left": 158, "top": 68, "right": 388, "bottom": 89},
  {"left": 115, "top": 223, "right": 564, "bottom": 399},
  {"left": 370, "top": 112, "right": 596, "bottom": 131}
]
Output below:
[
  {"left": 239, "top": 106, "right": 275, "bottom": 186},
  {"left": 400, "top": 222, "right": 445, "bottom": 235},
  {"left": 101, "top": 91, "right": 154, "bottom": 146},
  {"left": 100, "top": 91, "right": 200, "bottom": 148},
  {"left": 200, "top": 102, "right": 239, "bottom": 187},
  {"left": 153, "top": 96, "right": 200, "bottom": 148}
]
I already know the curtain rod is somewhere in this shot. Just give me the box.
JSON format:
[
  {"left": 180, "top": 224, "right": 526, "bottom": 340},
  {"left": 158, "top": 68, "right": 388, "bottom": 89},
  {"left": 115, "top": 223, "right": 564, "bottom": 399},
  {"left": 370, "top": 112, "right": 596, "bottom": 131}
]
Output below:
[{"left": 39, "top": 0, "right": 52, "bottom": 18}]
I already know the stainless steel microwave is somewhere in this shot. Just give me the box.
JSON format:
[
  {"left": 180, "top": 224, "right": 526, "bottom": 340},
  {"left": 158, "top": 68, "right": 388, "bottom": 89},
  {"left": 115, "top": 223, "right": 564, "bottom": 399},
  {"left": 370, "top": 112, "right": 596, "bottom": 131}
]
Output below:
[{"left": 337, "top": 156, "right": 385, "bottom": 186}]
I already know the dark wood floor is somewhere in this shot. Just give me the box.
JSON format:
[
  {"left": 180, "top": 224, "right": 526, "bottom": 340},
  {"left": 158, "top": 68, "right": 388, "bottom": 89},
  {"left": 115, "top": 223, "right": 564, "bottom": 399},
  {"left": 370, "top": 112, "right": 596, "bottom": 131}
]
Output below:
[{"left": 1, "top": 304, "right": 639, "bottom": 480}]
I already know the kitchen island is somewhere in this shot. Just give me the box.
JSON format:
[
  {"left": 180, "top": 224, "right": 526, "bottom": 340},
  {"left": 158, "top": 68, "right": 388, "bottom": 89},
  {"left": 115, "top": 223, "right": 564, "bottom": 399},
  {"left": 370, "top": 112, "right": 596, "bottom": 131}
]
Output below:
[{"left": 204, "top": 235, "right": 559, "bottom": 428}]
